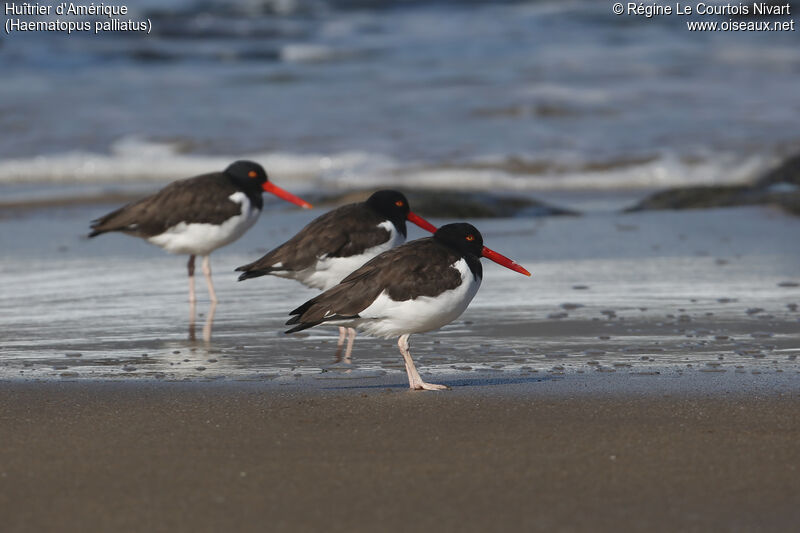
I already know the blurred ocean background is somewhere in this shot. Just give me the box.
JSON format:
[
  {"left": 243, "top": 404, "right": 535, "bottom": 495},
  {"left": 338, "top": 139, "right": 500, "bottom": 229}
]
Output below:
[{"left": 2, "top": 0, "right": 799, "bottom": 196}]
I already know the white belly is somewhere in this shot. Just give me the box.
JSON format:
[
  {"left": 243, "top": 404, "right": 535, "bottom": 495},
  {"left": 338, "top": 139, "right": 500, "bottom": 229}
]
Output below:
[
  {"left": 278, "top": 220, "right": 405, "bottom": 290},
  {"left": 147, "top": 192, "right": 260, "bottom": 255},
  {"left": 348, "top": 259, "right": 481, "bottom": 339}
]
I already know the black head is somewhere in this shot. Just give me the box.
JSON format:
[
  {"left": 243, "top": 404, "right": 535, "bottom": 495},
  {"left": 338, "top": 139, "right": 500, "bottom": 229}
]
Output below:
[
  {"left": 365, "top": 190, "right": 412, "bottom": 235},
  {"left": 224, "top": 160, "right": 268, "bottom": 189},
  {"left": 435, "top": 222, "right": 532, "bottom": 277},
  {"left": 224, "top": 160, "right": 313, "bottom": 209},
  {"left": 433, "top": 223, "right": 484, "bottom": 258}
]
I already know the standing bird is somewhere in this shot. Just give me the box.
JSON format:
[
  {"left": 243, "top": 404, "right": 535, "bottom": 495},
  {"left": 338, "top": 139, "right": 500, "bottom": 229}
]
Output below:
[
  {"left": 89, "top": 160, "right": 312, "bottom": 303},
  {"left": 285, "top": 223, "right": 531, "bottom": 390},
  {"left": 235, "top": 190, "right": 437, "bottom": 361}
]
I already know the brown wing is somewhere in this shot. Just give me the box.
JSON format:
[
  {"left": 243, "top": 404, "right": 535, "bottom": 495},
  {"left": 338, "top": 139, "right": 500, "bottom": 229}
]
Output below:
[
  {"left": 285, "top": 238, "right": 465, "bottom": 332},
  {"left": 236, "top": 203, "right": 390, "bottom": 278},
  {"left": 89, "top": 173, "right": 244, "bottom": 238}
]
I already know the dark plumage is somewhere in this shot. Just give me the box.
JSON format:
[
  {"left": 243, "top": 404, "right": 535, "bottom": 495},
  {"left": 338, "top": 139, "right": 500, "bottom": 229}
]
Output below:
[
  {"left": 236, "top": 203, "right": 392, "bottom": 281},
  {"left": 283, "top": 222, "right": 531, "bottom": 391},
  {"left": 88, "top": 160, "right": 311, "bottom": 304},
  {"left": 285, "top": 234, "right": 480, "bottom": 332},
  {"left": 235, "top": 190, "right": 418, "bottom": 283},
  {"left": 89, "top": 171, "right": 264, "bottom": 238},
  {"left": 237, "top": 189, "right": 437, "bottom": 364}
]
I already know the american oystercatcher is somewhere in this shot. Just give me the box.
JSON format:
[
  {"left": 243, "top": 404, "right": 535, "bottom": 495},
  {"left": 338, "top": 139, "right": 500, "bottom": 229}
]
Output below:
[
  {"left": 235, "top": 190, "right": 437, "bottom": 361},
  {"left": 89, "top": 160, "right": 312, "bottom": 303},
  {"left": 285, "top": 222, "right": 531, "bottom": 390}
]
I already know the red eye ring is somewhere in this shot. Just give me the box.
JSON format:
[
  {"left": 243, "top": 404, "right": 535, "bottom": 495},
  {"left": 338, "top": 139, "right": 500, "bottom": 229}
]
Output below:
[
  {"left": 248, "top": 170, "right": 258, "bottom": 178},
  {"left": 466, "top": 234, "right": 475, "bottom": 241},
  {"left": 395, "top": 200, "right": 404, "bottom": 207}
]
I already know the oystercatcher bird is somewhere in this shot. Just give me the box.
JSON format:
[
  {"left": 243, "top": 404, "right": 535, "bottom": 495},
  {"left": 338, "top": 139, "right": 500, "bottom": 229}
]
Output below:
[
  {"left": 285, "top": 223, "right": 531, "bottom": 390},
  {"left": 236, "top": 190, "right": 437, "bottom": 361},
  {"left": 89, "top": 160, "right": 312, "bottom": 303}
]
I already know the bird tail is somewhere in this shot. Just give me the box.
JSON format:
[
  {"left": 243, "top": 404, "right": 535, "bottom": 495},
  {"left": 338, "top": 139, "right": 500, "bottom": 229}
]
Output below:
[
  {"left": 285, "top": 298, "right": 358, "bottom": 334},
  {"left": 284, "top": 321, "right": 322, "bottom": 334},
  {"left": 236, "top": 269, "right": 268, "bottom": 281},
  {"left": 235, "top": 256, "right": 281, "bottom": 281},
  {"left": 285, "top": 301, "right": 321, "bottom": 333},
  {"left": 87, "top": 215, "right": 111, "bottom": 238},
  {"left": 87, "top": 203, "right": 138, "bottom": 238},
  {"left": 286, "top": 298, "right": 316, "bottom": 324}
]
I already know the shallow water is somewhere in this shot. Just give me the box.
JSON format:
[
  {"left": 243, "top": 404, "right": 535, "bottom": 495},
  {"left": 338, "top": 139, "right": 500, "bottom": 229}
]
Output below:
[{"left": 1, "top": 201, "right": 798, "bottom": 384}]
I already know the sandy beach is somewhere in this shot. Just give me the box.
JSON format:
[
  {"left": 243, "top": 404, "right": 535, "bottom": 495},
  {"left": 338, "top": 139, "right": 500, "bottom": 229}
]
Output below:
[{"left": 1, "top": 380, "right": 798, "bottom": 533}]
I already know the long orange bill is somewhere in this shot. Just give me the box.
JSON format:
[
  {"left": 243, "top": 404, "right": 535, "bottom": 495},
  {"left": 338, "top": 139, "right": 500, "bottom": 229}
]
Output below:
[
  {"left": 406, "top": 211, "right": 437, "bottom": 234},
  {"left": 262, "top": 181, "right": 313, "bottom": 209},
  {"left": 481, "top": 246, "right": 531, "bottom": 276}
]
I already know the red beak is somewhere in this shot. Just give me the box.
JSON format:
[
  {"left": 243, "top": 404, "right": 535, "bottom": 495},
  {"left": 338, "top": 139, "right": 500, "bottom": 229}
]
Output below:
[
  {"left": 406, "top": 211, "right": 437, "bottom": 234},
  {"left": 481, "top": 246, "right": 531, "bottom": 276},
  {"left": 262, "top": 182, "right": 313, "bottom": 209}
]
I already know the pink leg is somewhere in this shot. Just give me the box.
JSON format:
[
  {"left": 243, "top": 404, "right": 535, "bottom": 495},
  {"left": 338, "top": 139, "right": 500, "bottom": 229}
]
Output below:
[
  {"left": 333, "top": 327, "right": 347, "bottom": 362},
  {"left": 342, "top": 327, "right": 356, "bottom": 364},
  {"left": 188, "top": 298, "right": 197, "bottom": 341},
  {"left": 201, "top": 255, "right": 218, "bottom": 303},
  {"left": 397, "top": 334, "right": 447, "bottom": 391},
  {"left": 187, "top": 255, "right": 196, "bottom": 304},
  {"left": 203, "top": 301, "right": 217, "bottom": 344}
]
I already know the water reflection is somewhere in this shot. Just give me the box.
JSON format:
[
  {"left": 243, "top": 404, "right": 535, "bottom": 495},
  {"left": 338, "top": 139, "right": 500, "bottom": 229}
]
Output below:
[{"left": 188, "top": 301, "right": 217, "bottom": 344}]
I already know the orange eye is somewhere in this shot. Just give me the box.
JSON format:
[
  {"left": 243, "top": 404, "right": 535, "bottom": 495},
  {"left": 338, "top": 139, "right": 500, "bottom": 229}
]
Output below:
[
  {"left": 248, "top": 170, "right": 258, "bottom": 178},
  {"left": 395, "top": 200, "right": 404, "bottom": 207},
  {"left": 466, "top": 234, "right": 475, "bottom": 241}
]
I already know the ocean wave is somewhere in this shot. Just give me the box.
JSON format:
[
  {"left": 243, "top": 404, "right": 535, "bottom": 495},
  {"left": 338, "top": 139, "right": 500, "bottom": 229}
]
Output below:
[
  {"left": 0, "top": 136, "right": 775, "bottom": 193},
  {"left": 279, "top": 42, "right": 374, "bottom": 63}
]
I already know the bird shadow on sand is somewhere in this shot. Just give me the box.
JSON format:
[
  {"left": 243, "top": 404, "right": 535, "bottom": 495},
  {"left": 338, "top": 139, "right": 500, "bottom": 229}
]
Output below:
[{"left": 322, "top": 374, "right": 561, "bottom": 391}]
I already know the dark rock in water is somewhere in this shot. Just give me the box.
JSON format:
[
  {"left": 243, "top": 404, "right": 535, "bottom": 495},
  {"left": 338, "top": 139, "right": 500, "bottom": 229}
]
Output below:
[
  {"left": 400, "top": 190, "right": 578, "bottom": 218},
  {"left": 626, "top": 187, "right": 800, "bottom": 214},
  {"left": 309, "top": 189, "right": 579, "bottom": 219},
  {"left": 624, "top": 152, "right": 800, "bottom": 216},
  {"left": 625, "top": 185, "right": 756, "bottom": 211},
  {"left": 777, "top": 193, "right": 800, "bottom": 215},
  {"left": 757, "top": 153, "right": 800, "bottom": 188}
]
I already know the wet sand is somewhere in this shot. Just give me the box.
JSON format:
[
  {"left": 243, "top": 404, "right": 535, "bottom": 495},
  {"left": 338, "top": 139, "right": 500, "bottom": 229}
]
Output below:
[
  {"left": 2, "top": 201, "right": 799, "bottom": 381},
  {"left": 1, "top": 380, "right": 798, "bottom": 533}
]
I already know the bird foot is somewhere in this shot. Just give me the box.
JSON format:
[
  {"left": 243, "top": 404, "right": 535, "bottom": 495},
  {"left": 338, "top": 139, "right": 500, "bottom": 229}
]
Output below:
[{"left": 410, "top": 381, "right": 449, "bottom": 391}]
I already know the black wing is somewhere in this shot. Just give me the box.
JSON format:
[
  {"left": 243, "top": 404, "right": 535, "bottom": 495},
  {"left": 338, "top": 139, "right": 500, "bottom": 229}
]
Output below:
[
  {"left": 89, "top": 173, "right": 244, "bottom": 238},
  {"left": 236, "top": 203, "right": 391, "bottom": 280},
  {"left": 285, "top": 238, "right": 465, "bottom": 333}
]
